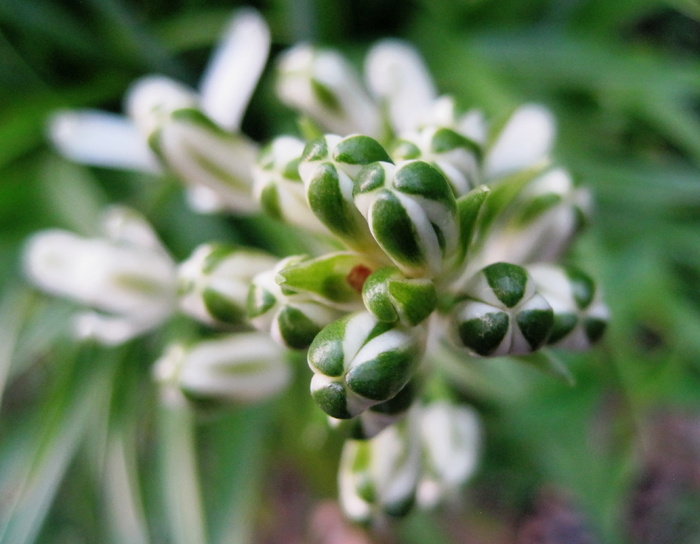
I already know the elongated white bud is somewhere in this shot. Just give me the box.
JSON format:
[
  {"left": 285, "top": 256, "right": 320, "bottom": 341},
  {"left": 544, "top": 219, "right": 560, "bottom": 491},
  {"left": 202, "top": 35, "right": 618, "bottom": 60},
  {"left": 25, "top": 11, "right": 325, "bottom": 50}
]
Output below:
[
  {"left": 23, "top": 207, "right": 177, "bottom": 344},
  {"left": 338, "top": 414, "right": 421, "bottom": 523},
  {"left": 417, "top": 400, "right": 481, "bottom": 509},
  {"left": 153, "top": 332, "right": 290, "bottom": 406},
  {"left": 253, "top": 136, "right": 326, "bottom": 233},
  {"left": 178, "top": 243, "right": 278, "bottom": 327},
  {"left": 276, "top": 45, "right": 382, "bottom": 138}
]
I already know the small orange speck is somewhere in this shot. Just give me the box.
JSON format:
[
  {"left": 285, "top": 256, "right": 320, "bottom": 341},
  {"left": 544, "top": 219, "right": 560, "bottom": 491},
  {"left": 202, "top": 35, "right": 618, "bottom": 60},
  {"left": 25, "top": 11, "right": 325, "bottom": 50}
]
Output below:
[{"left": 346, "top": 265, "right": 372, "bottom": 292}]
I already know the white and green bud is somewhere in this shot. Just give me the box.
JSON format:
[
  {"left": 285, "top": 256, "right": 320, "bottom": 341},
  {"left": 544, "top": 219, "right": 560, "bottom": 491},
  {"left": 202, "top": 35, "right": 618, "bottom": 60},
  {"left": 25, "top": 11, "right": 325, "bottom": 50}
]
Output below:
[
  {"left": 338, "top": 415, "right": 421, "bottom": 523},
  {"left": 276, "top": 251, "right": 375, "bottom": 311},
  {"left": 127, "top": 76, "right": 259, "bottom": 214},
  {"left": 23, "top": 207, "right": 177, "bottom": 345},
  {"left": 247, "top": 257, "right": 342, "bottom": 350},
  {"left": 528, "top": 264, "right": 609, "bottom": 350},
  {"left": 253, "top": 136, "right": 326, "bottom": 233},
  {"left": 392, "top": 126, "right": 482, "bottom": 197},
  {"left": 362, "top": 267, "right": 436, "bottom": 326},
  {"left": 330, "top": 379, "right": 416, "bottom": 440},
  {"left": 353, "top": 160, "right": 459, "bottom": 278},
  {"left": 450, "top": 262, "right": 554, "bottom": 356},
  {"left": 276, "top": 44, "right": 382, "bottom": 138},
  {"left": 298, "top": 134, "right": 390, "bottom": 255},
  {"left": 417, "top": 400, "right": 480, "bottom": 509},
  {"left": 178, "top": 243, "right": 278, "bottom": 327},
  {"left": 477, "top": 168, "right": 591, "bottom": 267},
  {"left": 308, "top": 312, "right": 426, "bottom": 419},
  {"left": 153, "top": 332, "right": 290, "bottom": 406}
]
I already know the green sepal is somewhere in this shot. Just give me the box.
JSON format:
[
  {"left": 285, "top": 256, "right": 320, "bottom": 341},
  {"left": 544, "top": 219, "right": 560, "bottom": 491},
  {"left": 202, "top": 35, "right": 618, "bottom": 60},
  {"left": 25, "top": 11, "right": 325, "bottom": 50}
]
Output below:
[
  {"left": 362, "top": 267, "right": 436, "bottom": 326},
  {"left": 201, "top": 287, "right": 246, "bottom": 325},
  {"left": 456, "top": 309, "right": 510, "bottom": 356},
  {"left": 333, "top": 135, "right": 392, "bottom": 167},
  {"left": 454, "top": 185, "right": 490, "bottom": 266},
  {"left": 246, "top": 283, "right": 277, "bottom": 319},
  {"left": 483, "top": 262, "right": 529, "bottom": 308},
  {"left": 276, "top": 252, "right": 373, "bottom": 308},
  {"left": 276, "top": 305, "right": 324, "bottom": 350},
  {"left": 510, "top": 350, "right": 576, "bottom": 386}
]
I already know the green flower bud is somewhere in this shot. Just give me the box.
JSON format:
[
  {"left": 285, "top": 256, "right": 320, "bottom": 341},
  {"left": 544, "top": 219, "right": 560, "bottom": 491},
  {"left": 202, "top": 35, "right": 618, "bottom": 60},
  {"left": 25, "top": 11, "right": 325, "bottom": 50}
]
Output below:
[
  {"left": 330, "top": 379, "right": 416, "bottom": 440},
  {"left": 253, "top": 136, "right": 326, "bottom": 233},
  {"left": 417, "top": 400, "right": 480, "bottom": 509},
  {"left": 338, "top": 415, "right": 421, "bottom": 523},
  {"left": 153, "top": 332, "right": 290, "bottom": 407},
  {"left": 392, "top": 126, "right": 482, "bottom": 197},
  {"left": 247, "top": 257, "right": 342, "bottom": 350},
  {"left": 147, "top": 107, "right": 259, "bottom": 214},
  {"left": 353, "top": 160, "right": 459, "bottom": 278},
  {"left": 528, "top": 264, "right": 609, "bottom": 350},
  {"left": 276, "top": 251, "right": 375, "bottom": 310},
  {"left": 362, "top": 267, "right": 436, "bottom": 326},
  {"left": 298, "top": 135, "right": 391, "bottom": 256},
  {"left": 178, "top": 243, "right": 277, "bottom": 327},
  {"left": 308, "top": 312, "right": 426, "bottom": 419},
  {"left": 450, "top": 262, "right": 554, "bottom": 356}
]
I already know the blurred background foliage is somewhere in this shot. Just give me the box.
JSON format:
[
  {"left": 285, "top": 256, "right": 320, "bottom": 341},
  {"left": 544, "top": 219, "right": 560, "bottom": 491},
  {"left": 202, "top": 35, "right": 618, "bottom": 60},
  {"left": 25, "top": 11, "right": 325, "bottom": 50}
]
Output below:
[{"left": 1, "top": 0, "right": 700, "bottom": 543}]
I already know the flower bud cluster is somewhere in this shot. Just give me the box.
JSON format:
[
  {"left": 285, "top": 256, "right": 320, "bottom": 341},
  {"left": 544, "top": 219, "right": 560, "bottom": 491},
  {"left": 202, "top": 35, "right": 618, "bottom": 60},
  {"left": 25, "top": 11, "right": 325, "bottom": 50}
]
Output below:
[{"left": 26, "top": 8, "right": 609, "bottom": 525}]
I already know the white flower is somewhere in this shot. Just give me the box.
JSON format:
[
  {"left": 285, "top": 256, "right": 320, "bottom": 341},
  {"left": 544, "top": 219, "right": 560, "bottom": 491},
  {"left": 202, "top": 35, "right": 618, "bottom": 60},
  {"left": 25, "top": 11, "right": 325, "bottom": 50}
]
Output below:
[
  {"left": 417, "top": 401, "right": 481, "bottom": 509},
  {"left": 23, "top": 207, "right": 177, "bottom": 345},
  {"left": 339, "top": 412, "right": 422, "bottom": 523},
  {"left": 153, "top": 332, "right": 290, "bottom": 407},
  {"left": 48, "top": 8, "right": 270, "bottom": 214}
]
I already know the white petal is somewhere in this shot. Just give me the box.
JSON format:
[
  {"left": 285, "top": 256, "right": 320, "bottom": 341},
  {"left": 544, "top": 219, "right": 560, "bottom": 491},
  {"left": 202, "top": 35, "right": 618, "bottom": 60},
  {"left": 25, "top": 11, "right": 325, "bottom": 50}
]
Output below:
[
  {"left": 484, "top": 104, "right": 556, "bottom": 180},
  {"left": 365, "top": 40, "right": 437, "bottom": 134},
  {"left": 48, "top": 110, "right": 160, "bottom": 173},
  {"left": 125, "top": 75, "right": 197, "bottom": 136},
  {"left": 198, "top": 8, "right": 270, "bottom": 131}
]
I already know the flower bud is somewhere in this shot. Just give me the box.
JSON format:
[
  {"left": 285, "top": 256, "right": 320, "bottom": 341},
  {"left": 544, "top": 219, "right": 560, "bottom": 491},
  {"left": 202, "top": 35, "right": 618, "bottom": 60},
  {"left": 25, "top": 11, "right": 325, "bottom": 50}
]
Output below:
[
  {"left": 276, "top": 251, "right": 375, "bottom": 311},
  {"left": 528, "top": 264, "right": 609, "bottom": 350},
  {"left": 247, "top": 257, "right": 342, "bottom": 350},
  {"left": 362, "top": 267, "right": 436, "bottom": 326},
  {"left": 450, "top": 262, "right": 553, "bottom": 356},
  {"left": 253, "top": 136, "right": 326, "bottom": 233},
  {"left": 477, "top": 168, "right": 591, "bottom": 267},
  {"left": 392, "top": 127, "right": 481, "bottom": 197},
  {"left": 23, "top": 207, "right": 177, "bottom": 344},
  {"left": 127, "top": 77, "right": 259, "bottom": 214},
  {"left": 338, "top": 415, "right": 421, "bottom": 523},
  {"left": 417, "top": 400, "right": 480, "bottom": 509},
  {"left": 153, "top": 332, "right": 290, "bottom": 406},
  {"left": 298, "top": 134, "right": 391, "bottom": 256},
  {"left": 308, "top": 312, "right": 426, "bottom": 419},
  {"left": 276, "top": 45, "right": 381, "bottom": 138},
  {"left": 353, "top": 160, "right": 459, "bottom": 278},
  {"left": 178, "top": 243, "right": 278, "bottom": 327}
]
